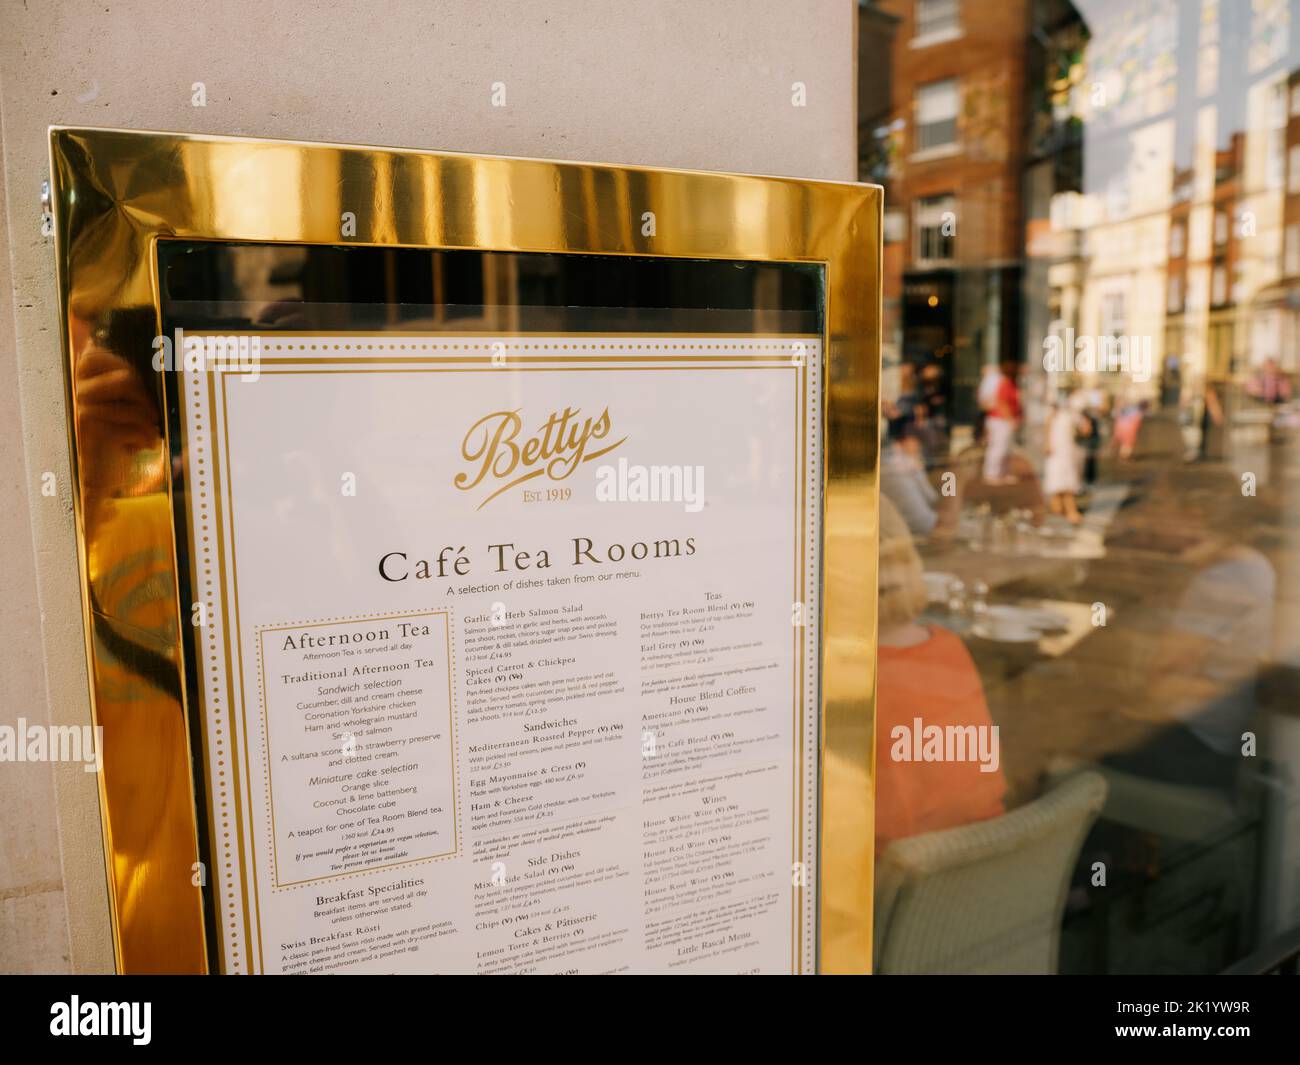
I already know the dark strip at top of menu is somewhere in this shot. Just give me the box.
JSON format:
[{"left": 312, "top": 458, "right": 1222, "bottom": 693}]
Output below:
[{"left": 157, "top": 241, "right": 824, "bottom": 336}]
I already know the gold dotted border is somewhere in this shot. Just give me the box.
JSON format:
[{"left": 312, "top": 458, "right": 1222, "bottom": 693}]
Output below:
[
  {"left": 188, "top": 369, "right": 244, "bottom": 972},
  {"left": 195, "top": 335, "right": 825, "bottom": 968},
  {"left": 803, "top": 355, "right": 821, "bottom": 975},
  {"left": 254, "top": 339, "right": 814, "bottom": 353},
  {"left": 254, "top": 610, "right": 462, "bottom": 892}
]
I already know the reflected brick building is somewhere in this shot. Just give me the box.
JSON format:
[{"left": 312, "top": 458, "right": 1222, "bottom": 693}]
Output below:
[{"left": 860, "top": 0, "right": 1028, "bottom": 447}]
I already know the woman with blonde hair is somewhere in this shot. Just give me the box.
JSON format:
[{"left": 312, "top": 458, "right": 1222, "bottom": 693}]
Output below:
[{"left": 874, "top": 495, "right": 1007, "bottom": 853}]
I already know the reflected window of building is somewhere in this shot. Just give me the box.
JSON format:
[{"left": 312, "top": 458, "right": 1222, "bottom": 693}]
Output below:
[
  {"left": 914, "top": 193, "right": 956, "bottom": 264},
  {"left": 1100, "top": 291, "right": 1126, "bottom": 338},
  {"left": 914, "top": 0, "right": 960, "bottom": 44},
  {"left": 1212, "top": 262, "right": 1228, "bottom": 305},
  {"left": 915, "top": 78, "right": 960, "bottom": 154}
]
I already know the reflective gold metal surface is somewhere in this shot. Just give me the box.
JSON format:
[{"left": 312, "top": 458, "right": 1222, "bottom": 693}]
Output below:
[{"left": 49, "top": 126, "right": 880, "bottom": 974}]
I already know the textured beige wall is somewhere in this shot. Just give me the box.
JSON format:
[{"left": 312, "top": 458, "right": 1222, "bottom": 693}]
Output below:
[{"left": 0, "top": 0, "right": 856, "bottom": 973}]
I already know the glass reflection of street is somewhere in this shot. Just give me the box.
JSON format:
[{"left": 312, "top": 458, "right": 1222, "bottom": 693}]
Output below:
[{"left": 864, "top": 0, "right": 1300, "bottom": 974}]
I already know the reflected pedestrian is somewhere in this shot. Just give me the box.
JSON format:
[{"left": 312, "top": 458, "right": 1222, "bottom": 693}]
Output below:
[
  {"left": 1043, "top": 391, "right": 1082, "bottom": 524},
  {"left": 982, "top": 359, "right": 1021, "bottom": 485}
]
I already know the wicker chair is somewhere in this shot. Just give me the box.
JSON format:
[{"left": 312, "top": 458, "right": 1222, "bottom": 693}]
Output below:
[{"left": 873, "top": 771, "right": 1107, "bottom": 974}]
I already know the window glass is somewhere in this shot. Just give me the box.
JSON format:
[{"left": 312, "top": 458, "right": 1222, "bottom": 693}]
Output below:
[{"left": 862, "top": 0, "right": 1300, "bottom": 975}]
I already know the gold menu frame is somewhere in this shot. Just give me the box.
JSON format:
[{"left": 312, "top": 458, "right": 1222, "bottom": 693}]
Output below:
[{"left": 47, "top": 126, "right": 882, "bottom": 974}]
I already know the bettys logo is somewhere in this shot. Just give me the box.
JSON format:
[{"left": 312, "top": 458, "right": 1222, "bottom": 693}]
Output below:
[{"left": 455, "top": 406, "right": 626, "bottom": 509}]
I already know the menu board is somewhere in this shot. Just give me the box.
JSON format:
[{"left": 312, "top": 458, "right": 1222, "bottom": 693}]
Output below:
[{"left": 180, "top": 333, "right": 821, "bottom": 974}]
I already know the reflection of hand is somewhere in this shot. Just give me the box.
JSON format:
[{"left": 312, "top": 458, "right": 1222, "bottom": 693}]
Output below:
[
  {"left": 75, "top": 346, "right": 159, "bottom": 456},
  {"left": 74, "top": 343, "right": 163, "bottom": 543}
]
